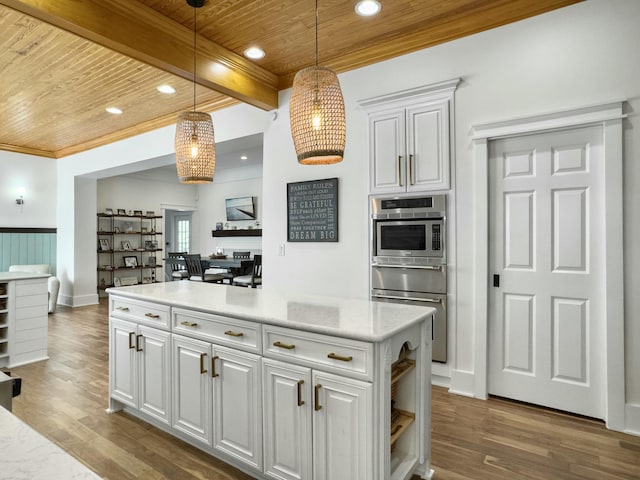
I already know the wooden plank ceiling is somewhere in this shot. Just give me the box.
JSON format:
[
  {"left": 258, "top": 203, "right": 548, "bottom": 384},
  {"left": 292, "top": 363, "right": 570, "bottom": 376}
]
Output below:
[{"left": 0, "top": 0, "right": 582, "bottom": 159}]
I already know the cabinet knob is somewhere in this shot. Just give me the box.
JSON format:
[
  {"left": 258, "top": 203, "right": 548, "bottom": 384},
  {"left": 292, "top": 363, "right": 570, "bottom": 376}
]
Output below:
[
  {"left": 398, "top": 156, "right": 403, "bottom": 187},
  {"left": 135, "top": 334, "right": 143, "bottom": 352},
  {"left": 181, "top": 321, "right": 198, "bottom": 328},
  {"left": 116, "top": 306, "right": 130, "bottom": 312},
  {"left": 145, "top": 313, "right": 160, "bottom": 319},
  {"left": 128, "top": 332, "right": 135, "bottom": 349}
]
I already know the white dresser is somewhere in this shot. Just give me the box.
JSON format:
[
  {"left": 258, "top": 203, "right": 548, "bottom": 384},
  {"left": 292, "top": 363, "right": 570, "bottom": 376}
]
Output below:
[
  {"left": 0, "top": 272, "right": 49, "bottom": 368},
  {"left": 108, "top": 282, "right": 434, "bottom": 480}
]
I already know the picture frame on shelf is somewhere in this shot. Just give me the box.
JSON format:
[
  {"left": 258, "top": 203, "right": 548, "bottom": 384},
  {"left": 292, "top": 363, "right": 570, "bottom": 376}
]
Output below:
[
  {"left": 105, "top": 208, "right": 113, "bottom": 215},
  {"left": 114, "top": 226, "right": 120, "bottom": 233},
  {"left": 141, "top": 227, "right": 148, "bottom": 233},
  {"left": 144, "top": 240, "right": 158, "bottom": 251},
  {"left": 124, "top": 256, "right": 138, "bottom": 268},
  {"left": 147, "top": 256, "right": 156, "bottom": 267},
  {"left": 146, "top": 210, "right": 155, "bottom": 217},
  {"left": 133, "top": 210, "right": 143, "bottom": 216},
  {"left": 117, "top": 208, "right": 126, "bottom": 215},
  {"left": 99, "top": 239, "right": 110, "bottom": 251},
  {"left": 114, "top": 277, "right": 122, "bottom": 287},
  {"left": 121, "top": 240, "right": 132, "bottom": 250}
]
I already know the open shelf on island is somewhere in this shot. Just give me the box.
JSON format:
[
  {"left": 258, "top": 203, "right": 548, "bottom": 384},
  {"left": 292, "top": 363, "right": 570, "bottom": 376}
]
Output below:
[
  {"left": 391, "top": 358, "right": 415, "bottom": 386},
  {"left": 390, "top": 410, "right": 415, "bottom": 450}
]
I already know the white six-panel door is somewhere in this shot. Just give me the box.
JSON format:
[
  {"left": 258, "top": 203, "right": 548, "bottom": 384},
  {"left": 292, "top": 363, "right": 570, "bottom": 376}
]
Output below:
[{"left": 488, "top": 125, "right": 605, "bottom": 419}]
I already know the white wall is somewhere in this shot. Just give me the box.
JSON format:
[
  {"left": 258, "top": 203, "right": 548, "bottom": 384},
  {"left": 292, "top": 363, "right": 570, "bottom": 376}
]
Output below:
[
  {"left": 198, "top": 164, "right": 263, "bottom": 257},
  {"left": 0, "top": 151, "right": 57, "bottom": 227},
  {"left": 50, "top": 0, "right": 640, "bottom": 432}
]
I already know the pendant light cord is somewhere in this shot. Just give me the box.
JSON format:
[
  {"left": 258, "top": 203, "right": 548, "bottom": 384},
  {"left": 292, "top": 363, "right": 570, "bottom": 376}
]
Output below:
[
  {"left": 193, "top": 3, "right": 197, "bottom": 112},
  {"left": 315, "top": 0, "right": 318, "bottom": 67}
]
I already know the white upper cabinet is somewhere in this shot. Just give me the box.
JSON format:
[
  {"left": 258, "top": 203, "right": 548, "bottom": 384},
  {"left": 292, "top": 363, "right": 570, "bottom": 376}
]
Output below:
[{"left": 362, "top": 79, "right": 459, "bottom": 194}]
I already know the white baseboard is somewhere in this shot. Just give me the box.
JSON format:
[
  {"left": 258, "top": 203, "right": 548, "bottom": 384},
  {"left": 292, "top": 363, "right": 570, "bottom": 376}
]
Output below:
[
  {"left": 625, "top": 403, "right": 640, "bottom": 436},
  {"left": 59, "top": 293, "right": 99, "bottom": 307},
  {"left": 449, "top": 369, "right": 476, "bottom": 398}
]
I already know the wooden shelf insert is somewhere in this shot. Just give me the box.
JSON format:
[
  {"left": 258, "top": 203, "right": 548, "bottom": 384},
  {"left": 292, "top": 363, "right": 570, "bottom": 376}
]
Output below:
[
  {"left": 390, "top": 410, "right": 415, "bottom": 450},
  {"left": 391, "top": 359, "right": 416, "bottom": 386}
]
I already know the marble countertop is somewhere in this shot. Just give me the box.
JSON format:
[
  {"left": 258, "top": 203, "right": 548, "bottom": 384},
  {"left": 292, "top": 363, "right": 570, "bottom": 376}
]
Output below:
[
  {"left": 0, "top": 406, "right": 102, "bottom": 479},
  {"left": 0, "top": 272, "right": 50, "bottom": 281},
  {"left": 107, "top": 282, "right": 434, "bottom": 342}
]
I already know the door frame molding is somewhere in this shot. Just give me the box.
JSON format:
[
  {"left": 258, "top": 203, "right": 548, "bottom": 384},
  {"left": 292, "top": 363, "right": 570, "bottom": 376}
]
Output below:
[{"left": 470, "top": 101, "right": 625, "bottom": 430}]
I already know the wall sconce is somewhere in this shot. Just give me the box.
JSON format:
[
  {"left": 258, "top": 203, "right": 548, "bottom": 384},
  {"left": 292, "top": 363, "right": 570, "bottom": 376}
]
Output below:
[{"left": 16, "top": 187, "right": 25, "bottom": 205}]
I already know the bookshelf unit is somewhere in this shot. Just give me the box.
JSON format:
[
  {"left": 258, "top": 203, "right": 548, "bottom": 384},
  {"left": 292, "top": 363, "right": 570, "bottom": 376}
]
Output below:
[{"left": 97, "top": 213, "right": 163, "bottom": 291}]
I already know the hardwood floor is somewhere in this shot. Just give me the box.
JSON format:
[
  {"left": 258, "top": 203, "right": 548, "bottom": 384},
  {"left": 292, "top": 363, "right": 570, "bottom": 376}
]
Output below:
[{"left": 4, "top": 301, "right": 640, "bottom": 479}]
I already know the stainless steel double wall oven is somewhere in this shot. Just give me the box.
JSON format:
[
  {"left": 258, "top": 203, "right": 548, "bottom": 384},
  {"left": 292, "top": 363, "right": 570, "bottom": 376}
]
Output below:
[{"left": 371, "top": 194, "right": 448, "bottom": 362}]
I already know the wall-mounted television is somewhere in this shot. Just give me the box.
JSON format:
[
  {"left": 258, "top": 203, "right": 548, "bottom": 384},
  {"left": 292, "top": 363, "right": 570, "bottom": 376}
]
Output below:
[{"left": 225, "top": 196, "right": 256, "bottom": 221}]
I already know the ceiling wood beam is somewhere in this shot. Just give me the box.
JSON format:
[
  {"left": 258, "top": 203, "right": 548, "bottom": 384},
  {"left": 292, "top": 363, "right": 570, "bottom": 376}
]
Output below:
[{"left": 0, "top": 0, "right": 279, "bottom": 111}]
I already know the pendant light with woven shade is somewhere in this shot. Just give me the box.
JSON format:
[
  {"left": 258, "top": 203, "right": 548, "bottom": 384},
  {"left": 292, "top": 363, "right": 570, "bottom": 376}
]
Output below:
[
  {"left": 289, "top": 0, "right": 346, "bottom": 165},
  {"left": 175, "top": 0, "right": 216, "bottom": 183}
]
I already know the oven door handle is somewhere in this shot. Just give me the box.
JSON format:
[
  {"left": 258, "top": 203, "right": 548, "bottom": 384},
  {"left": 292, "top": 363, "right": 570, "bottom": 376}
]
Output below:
[
  {"left": 371, "top": 263, "right": 444, "bottom": 271},
  {"left": 372, "top": 293, "right": 443, "bottom": 304}
]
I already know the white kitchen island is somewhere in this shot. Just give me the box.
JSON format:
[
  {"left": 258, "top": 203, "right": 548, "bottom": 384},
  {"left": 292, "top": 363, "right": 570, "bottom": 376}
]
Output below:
[{"left": 107, "top": 281, "right": 434, "bottom": 480}]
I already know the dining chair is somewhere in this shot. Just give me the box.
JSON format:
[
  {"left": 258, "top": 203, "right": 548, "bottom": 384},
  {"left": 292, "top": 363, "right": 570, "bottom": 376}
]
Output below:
[
  {"left": 221, "top": 251, "right": 252, "bottom": 284},
  {"left": 167, "top": 252, "right": 189, "bottom": 281},
  {"left": 184, "top": 254, "right": 224, "bottom": 283},
  {"left": 232, "top": 254, "right": 262, "bottom": 288}
]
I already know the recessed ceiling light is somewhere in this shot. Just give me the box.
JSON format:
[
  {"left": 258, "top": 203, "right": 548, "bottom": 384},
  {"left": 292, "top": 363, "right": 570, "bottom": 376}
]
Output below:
[
  {"left": 240, "top": 155, "right": 248, "bottom": 160},
  {"left": 355, "top": 0, "right": 381, "bottom": 16},
  {"left": 106, "top": 107, "right": 123, "bottom": 115},
  {"left": 244, "top": 47, "right": 266, "bottom": 60},
  {"left": 157, "top": 84, "right": 176, "bottom": 94}
]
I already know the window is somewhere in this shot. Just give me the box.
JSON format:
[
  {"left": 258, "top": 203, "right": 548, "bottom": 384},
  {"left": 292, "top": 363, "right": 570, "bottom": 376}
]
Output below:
[{"left": 175, "top": 214, "right": 191, "bottom": 253}]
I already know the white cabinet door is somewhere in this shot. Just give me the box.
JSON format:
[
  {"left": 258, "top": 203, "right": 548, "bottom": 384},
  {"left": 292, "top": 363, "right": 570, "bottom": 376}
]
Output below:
[
  {"left": 406, "top": 100, "right": 450, "bottom": 191},
  {"left": 138, "top": 325, "right": 171, "bottom": 425},
  {"left": 367, "top": 92, "right": 453, "bottom": 194},
  {"left": 312, "top": 371, "right": 373, "bottom": 480},
  {"left": 369, "top": 109, "right": 406, "bottom": 194},
  {"left": 212, "top": 345, "right": 262, "bottom": 470},
  {"left": 110, "top": 317, "right": 137, "bottom": 407},
  {"left": 263, "top": 359, "right": 312, "bottom": 480},
  {"left": 172, "top": 334, "right": 212, "bottom": 447}
]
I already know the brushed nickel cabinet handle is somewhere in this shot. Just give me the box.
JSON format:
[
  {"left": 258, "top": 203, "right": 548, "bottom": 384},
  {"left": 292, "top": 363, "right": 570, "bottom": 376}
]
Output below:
[
  {"left": 314, "top": 384, "right": 322, "bottom": 411},
  {"left": 297, "top": 380, "right": 305, "bottom": 407},
  {"left": 409, "top": 153, "right": 414, "bottom": 185},
  {"left": 181, "top": 321, "right": 198, "bottom": 327},
  {"left": 273, "top": 341, "right": 295, "bottom": 350},
  {"left": 200, "top": 353, "right": 208, "bottom": 374},
  {"left": 116, "top": 306, "right": 130, "bottom": 312},
  {"left": 211, "top": 355, "right": 219, "bottom": 378},
  {"left": 145, "top": 313, "right": 160, "bottom": 319},
  {"left": 398, "top": 156, "right": 403, "bottom": 187},
  {"left": 327, "top": 352, "right": 353, "bottom": 362},
  {"left": 135, "top": 334, "right": 143, "bottom": 352},
  {"left": 128, "top": 332, "right": 135, "bottom": 349},
  {"left": 224, "top": 330, "right": 244, "bottom": 337}
]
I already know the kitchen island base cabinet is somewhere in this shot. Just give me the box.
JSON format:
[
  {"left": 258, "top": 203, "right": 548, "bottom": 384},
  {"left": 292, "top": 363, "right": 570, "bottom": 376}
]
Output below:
[
  {"left": 108, "top": 286, "right": 433, "bottom": 480},
  {"left": 110, "top": 317, "right": 171, "bottom": 425},
  {"left": 262, "top": 361, "right": 372, "bottom": 480}
]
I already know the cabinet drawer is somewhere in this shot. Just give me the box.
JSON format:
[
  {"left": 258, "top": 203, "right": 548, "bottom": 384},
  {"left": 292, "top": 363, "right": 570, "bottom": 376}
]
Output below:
[
  {"left": 263, "top": 325, "right": 373, "bottom": 381},
  {"left": 110, "top": 296, "right": 170, "bottom": 330},
  {"left": 173, "top": 308, "right": 261, "bottom": 354}
]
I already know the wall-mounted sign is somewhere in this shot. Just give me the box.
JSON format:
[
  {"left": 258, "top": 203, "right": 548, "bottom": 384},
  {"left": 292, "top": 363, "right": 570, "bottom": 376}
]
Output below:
[{"left": 287, "top": 178, "right": 338, "bottom": 242}]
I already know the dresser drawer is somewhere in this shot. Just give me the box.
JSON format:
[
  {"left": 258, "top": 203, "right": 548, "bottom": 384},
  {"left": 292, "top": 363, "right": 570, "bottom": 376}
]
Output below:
[
  {"left": 110, "top": 296, "right": 170, "bottom": 330},
  {"left": 263, "top": 325, "right": 373, "bottom": 381},
  {"left": 173, "top": 308, "right": 261, "bottom": 354}
]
